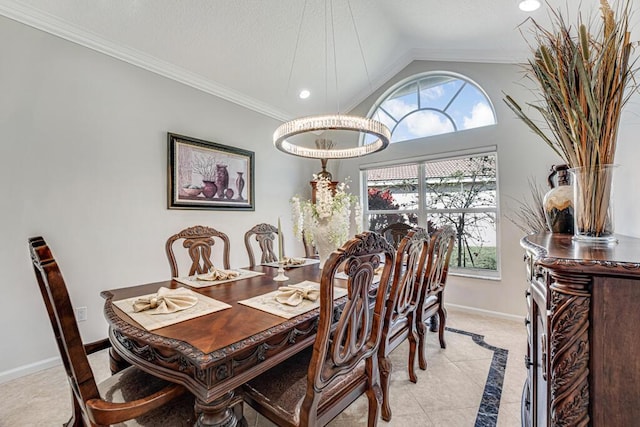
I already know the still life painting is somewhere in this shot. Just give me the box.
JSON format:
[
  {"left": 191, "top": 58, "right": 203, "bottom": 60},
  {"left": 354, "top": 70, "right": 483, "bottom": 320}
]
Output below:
[{"left": 168, "top": 133, "right": 254, "bottom": 210}]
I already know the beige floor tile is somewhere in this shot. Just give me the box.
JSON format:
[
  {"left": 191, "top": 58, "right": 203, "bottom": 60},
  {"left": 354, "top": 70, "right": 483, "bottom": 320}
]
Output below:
[
  {"left": 496, "top": 401, "right": 522, "bottom": 427},
  {"left": 427, "top": 407, "right": 479, "bottom": 427},
  {"left": 409, "top": 362, "right": 485, "bottom": 412}
]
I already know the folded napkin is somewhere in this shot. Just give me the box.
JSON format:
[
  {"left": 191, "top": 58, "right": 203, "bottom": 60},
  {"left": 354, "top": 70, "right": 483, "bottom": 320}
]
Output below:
[
  {"left": 196, "top": 268, "right": 239, "bottom": 281},
  {"left": 281, "top": 257, "right": 306, "bottom": 266},
  {"left": 275, "top": 284, "right": 319, "bottom": 306},
  {"left": 133, "top": 287, "right": 198, "bottom": 314}
]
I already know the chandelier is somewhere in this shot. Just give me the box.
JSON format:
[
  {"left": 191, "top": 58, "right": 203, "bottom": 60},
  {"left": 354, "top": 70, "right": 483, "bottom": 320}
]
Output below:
[{"left": 273, "top": 0, "right": 390, "bottom": 159}]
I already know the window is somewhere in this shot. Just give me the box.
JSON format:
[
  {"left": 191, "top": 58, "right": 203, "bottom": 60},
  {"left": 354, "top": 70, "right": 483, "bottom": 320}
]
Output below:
[
  {"left": 367, "top": 72, "right": 496, "bottom": 143},
  {"left": 363, "top": 152, "right": 499, "bottom": 278}
]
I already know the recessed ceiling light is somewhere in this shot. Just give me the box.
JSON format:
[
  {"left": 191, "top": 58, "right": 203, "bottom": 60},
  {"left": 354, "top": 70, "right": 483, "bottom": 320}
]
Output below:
[
  {"left": 519, "top": 0, "right": 541, "bottom": 12},
  {"left": 299, "top": 89, "right": 310, "bottom": 99}
]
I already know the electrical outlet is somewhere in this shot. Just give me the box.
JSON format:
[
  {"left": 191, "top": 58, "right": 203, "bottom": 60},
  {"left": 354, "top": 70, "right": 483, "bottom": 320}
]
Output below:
[{"left": 75, "top": 306, "right": 87, "bottom": 322}]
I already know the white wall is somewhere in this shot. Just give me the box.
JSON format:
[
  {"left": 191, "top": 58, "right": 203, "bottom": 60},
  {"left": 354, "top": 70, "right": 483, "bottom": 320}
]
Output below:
[
  {"left": 0, "top": 16, "right": 317, "bottom": 380},
  {"left": 339, "top": 59, "right": 633, "bottom": 318}
]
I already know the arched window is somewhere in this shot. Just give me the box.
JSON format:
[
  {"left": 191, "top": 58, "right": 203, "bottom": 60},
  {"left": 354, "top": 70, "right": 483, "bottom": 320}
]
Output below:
[{"left": 368, "top": 72, "right": 496, "bottom": 143}]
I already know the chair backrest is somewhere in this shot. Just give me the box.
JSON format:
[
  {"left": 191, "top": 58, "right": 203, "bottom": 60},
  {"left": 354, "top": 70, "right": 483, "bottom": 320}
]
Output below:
[
  {"left": 244, "top": 223, "right": 279, "bottom": 267},
  {"left": 28, "top": 236, "right": 101, "bottom": 419},
  {"left": 381, "top": 228, "right": 430, "bottom": 347},
  {"left": 165, "top": 225, "right": 230, "bottom": 277},
  {"left": 300, "top": 231, "right": 395, "bottom": 424},
  {"left": 380, "top": 222, "right": 414, "bottom": 248},
  {"left": 420, "top": 226, "right": 456, "bottom": 301},
  {"left": 302, "top": 231, "right": 317, "bottom": 258}
]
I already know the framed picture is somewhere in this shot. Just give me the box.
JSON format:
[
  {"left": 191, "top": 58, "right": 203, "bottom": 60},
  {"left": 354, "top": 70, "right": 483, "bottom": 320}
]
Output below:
[{"left": 168, "top": 133, "right": 255, "bottom": 210}]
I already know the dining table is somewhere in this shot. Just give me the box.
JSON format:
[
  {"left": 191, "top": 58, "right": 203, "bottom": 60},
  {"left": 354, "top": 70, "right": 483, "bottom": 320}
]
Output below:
[{"left": 101, "top": 260, "right": 345, "bottom": 427}]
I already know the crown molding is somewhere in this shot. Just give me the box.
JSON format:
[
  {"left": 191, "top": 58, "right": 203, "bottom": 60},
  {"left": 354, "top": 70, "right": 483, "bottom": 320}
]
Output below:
[{"left": 0, "top": 0, "right": 291, "bottom": 122}]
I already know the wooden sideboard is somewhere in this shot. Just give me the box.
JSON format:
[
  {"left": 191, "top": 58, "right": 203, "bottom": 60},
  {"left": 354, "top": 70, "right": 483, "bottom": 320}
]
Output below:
[{"left": 521, "top": 232, "right": 640, "bottom": 426}]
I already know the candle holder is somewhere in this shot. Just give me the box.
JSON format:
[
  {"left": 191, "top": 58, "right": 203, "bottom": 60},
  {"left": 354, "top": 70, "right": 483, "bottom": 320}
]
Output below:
[{"left": 273, "top": 261, "right": 289, "bottom": 282}]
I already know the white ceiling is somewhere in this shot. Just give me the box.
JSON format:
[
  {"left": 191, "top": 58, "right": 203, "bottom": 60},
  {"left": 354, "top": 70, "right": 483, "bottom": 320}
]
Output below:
[{"left": 0, "top": 0, "right": 611, "bottom": 121}]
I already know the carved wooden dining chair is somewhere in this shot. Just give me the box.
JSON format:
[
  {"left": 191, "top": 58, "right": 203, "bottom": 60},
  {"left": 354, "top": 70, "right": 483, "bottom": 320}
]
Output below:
[
  {"left": 28, "top": 236, "right": 196, "bottom": 426},
  {"left": 165, "top": 225, "right": 230, "bottom": 277},
  {"left": 414, "top": 225, "right": 456, "bottom": 371},
  {"left": 380, "top": 222, "right": 414, "bottom": 249},
  {"left": 302, "top": 231, "right": 317, "bottom": 258},
  {"left": 244, "top": 223, "right": 280, "bottom": 267},
  {"left": 242, "top": 231, "right": 396, "bottom": 427},
  {"left": 377, "top": 228, "right": 430, "bottom": 421}
]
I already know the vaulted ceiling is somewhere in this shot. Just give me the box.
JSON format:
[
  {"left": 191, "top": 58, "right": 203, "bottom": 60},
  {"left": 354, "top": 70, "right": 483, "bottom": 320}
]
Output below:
[{"left": 0, "top": 0, "right": 615, "bottom": 121}]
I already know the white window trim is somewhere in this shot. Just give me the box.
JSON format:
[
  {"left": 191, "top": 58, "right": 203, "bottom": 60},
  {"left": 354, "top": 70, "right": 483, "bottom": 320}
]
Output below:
[
  {"left": 360, "top": 148, "right": 501, "bottom": 280},
  {"left": 362, "top": 71, "right": 497, "bottom": 145}
]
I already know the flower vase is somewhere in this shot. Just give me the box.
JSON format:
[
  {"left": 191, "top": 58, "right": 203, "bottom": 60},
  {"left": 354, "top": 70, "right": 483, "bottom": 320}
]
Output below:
[
  {"left": 215, "top": 164, "right": 229, "bottom": 198},
  {"left": 348, "top": 206, "right": 360, "bottom": 238},
  {"left": 543, "top": 164, "right": 574, "bottom": 234},
  {"left": 312, "top": 222, "right": 335, "bottom": 269},
  {"left": 569, "top": 164, "right": 617, "bottom": 244},
  {"left": 235, "top": 172, "right": 245, "bottom": 200},
  {"left": 202, "top": 181, "right": 217, "bottom": 199}
]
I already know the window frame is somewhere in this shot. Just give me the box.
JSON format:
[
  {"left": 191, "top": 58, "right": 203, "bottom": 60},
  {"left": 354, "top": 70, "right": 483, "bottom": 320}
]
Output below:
[
  {"left": 364, "top": 71, "right": 497, "bottom": 144},
  {"left": 360, "top": 147, "right": 501, "bottom": 280}
]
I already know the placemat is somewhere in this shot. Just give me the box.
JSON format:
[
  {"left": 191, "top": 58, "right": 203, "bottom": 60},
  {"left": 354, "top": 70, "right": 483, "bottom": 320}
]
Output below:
[
  {"left": 238, "top": 280, "right": 348, "bottom": 319},
  {"left": 113, "top": 288, "right": 231, "bottom": 330},
  {"left": 174, "top": 268, "right": 265, "bottom": 288}
]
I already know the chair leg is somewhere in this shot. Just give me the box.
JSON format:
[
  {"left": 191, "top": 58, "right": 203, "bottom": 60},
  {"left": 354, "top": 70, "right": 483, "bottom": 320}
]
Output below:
[
  {"left": 365, "top": 383, "right": 381, "bottom": 427},
  {"left": 438, "top": 307, "right": 447, "bottom": 349},
  {"left": 416, "top": 319, "right": 428, "bottom": 371},
  {"left": 63, "top": 390, "right": 83, "bottom": 427},
  {"left": 379, "top": 354, "right": 393, "bottom": 422},
  {"left": 407, "top": 327, "right": 418, "bottom": 383}
]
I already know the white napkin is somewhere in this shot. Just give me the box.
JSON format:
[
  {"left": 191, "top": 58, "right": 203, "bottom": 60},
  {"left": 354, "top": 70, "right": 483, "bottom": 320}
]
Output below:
[
  {"left": 280, "top": 257, "right": 306, "bottom": 266},
  {"left": 196, "top": 268, "right": 240, "bottom": 281},
  {"left": 133, "top": 287, "right": 198, "bottom": 314},
  {"left": 275, "top": 284, "right": 320, "bottom": 306}
]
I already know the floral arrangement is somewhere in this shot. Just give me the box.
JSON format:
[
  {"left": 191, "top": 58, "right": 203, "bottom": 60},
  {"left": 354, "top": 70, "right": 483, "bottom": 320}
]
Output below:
[
  {"left": 290, "top": 176, "right": 362, "bottom": 248},
  {"left": 504, "top": 0, "right": 636, "bottom": 168},
  {"left": 191, "top": 154, "right": 218, "bottom": 181},
  {"left": 504, "top": 0, "right": 637, "bottom": 239}
]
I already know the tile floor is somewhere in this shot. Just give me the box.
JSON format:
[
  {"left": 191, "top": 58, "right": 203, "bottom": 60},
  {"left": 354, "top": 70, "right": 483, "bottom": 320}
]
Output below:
[{"left": 0, "top": 308, "right": 526, "bottom": 426}]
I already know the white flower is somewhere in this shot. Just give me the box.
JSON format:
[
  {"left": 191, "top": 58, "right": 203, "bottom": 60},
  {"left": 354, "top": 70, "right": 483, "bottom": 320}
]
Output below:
[{"left": 290, "top": 176, "right": 362, "bottom": 247}]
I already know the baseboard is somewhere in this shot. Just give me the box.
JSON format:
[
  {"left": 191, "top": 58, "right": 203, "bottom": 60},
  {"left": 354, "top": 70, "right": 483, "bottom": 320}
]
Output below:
[
  {"left": 0, "top": 356, "right": 61, "bottom": 385},
  {"left": 447, "top": 303, "right": 524, "bottom": 323}
]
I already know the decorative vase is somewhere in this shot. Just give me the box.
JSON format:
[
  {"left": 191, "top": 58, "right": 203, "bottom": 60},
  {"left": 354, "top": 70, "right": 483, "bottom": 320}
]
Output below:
[
  {"left": 569, "top": 164, "right": 617, "bottom": 244},
  {"left": 543, "top": 164, "right": 574, "bottom": 234},
  {"left": 348, "top": 206, "right": 360, "bottom": 238},
  {"left": 312, "top": 221, "right": 335, "bottom": 269},
  {"left": 235, "top": 172, "right": 245, "bottom": 200},
  {"left": 202, "top": 180, "right": 217, "bottom": 199},
  {"left": 215, "top": 164, "right": 229, "bottom": 198},
  {"left": 317, "top": 158, "right": 332, "bottom": 181},
  {"left": 225, "top": 188, "right": 234, "bottom": 199}
]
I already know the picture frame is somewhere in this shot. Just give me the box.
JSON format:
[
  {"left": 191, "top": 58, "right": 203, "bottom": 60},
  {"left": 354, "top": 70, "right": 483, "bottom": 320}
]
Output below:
[{"left": 168, "top": 133, "right": 255, "bottom": 210}]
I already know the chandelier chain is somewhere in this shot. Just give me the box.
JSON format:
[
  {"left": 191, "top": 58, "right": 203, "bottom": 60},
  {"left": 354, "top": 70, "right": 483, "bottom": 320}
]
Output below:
[
  {"left": 346, "top": 0, "right": 372, "bottom": 94},
  {"left": 286, "top": 0, "right": 309, "bottom": 98}
]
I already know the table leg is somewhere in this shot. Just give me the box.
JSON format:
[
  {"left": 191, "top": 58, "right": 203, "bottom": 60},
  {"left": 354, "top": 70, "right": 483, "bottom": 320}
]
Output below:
[
  {"left": 108, "top": 347, "right": 130, "bottom": 374},
  {"left": 194, "top": 391, "right": 247, "bottom": 427}
]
